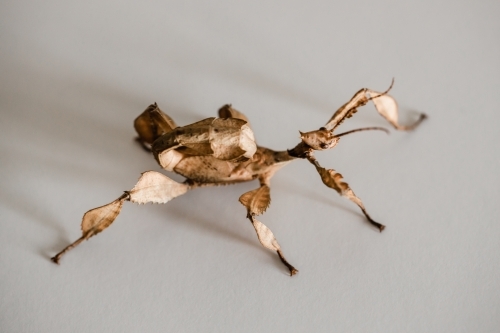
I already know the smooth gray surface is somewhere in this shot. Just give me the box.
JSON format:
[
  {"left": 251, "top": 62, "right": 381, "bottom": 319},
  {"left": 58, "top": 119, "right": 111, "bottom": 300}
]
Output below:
[{"left": 1, "top": 1, "right": 499, "bottom": 332}]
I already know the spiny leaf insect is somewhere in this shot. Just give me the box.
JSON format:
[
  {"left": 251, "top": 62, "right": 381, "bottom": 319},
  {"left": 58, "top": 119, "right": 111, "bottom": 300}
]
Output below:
[{"left": 52, "top": 80, "right": 426, "bottom": 276}]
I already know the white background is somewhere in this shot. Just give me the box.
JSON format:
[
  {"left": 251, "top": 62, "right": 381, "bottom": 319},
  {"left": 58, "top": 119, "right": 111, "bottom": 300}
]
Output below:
[{"left": 1, "top": 1, "right": 499, "bottom": 332}]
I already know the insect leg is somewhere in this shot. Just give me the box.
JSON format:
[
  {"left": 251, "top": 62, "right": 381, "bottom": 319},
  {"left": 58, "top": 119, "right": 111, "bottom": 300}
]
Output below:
[
  {"left": 51, "top": 171, "right": 188, "bottom": 264},
  {"left": 239, "top": 184, "right": 298, "bottom": 276},
  {"left": 248, "top": 214, "right": 298, "bottom": 276},
  {"left": 306, "top": 152, "right": 385, "bottom": 232},
  {"left": 325, "top": 80, "right": 427, "bottom": 132}
]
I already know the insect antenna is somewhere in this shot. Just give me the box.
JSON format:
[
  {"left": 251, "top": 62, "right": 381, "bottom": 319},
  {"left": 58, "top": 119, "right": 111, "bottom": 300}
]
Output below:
[
  {"left": 333, "top": 126, "right": 389, "bottom": 138},
  {"left": 366, "top": 78, "right": 395, "bottom": 103}
]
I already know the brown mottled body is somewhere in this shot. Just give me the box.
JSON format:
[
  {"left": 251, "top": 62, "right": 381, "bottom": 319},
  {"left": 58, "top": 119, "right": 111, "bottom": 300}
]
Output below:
[
  {"left": 51, "top": 82, "right": 426, "bottom": 276},
  {"left": 172, "top": 147, "right": 293, "bottom": 184}
]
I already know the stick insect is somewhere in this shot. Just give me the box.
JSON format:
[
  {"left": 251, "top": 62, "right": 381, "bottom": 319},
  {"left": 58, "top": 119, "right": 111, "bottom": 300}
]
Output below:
[{"left": 51, "top": 81, "right": 426, "bottom": 275}]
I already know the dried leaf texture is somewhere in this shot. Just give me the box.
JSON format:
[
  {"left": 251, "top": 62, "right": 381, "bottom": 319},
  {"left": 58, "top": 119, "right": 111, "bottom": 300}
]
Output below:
[
  {"left": 153, "top": 118, "right": 213, "bottom": 156},
  {"left": 210, "top": 118, "right": 256, "bottom": 160},
  {"left": 51, "top": 172, "right": 189, "bottom": 264},
  {"left": 128, "top": 171, "right": 188, "bottom": 204},
  {"left": 152, "top": 117, "right": 257, "bottom": 167},
  {"left": 316, "top": 167, "right": 364, "bottom": 208},
  {"left": 367, "top": 90, "right": 425, "bottom": 130},
  {"left": 251, "top": 218, "right": 281, "bottom": 251},
  {"left": 325, "top": 83, "right": 425, "bottom": 132},
  {"left": 367, "top": 92, "right": 398, "bottom": 126},
  {"left": 325, "top": 89, "right": 368, "bottom": 131},
  {"left": 81, "top": 198, "right": 125, "bottom": 239},
  {"left": 173, "top": 155, "right": 253, "bottom": 183},
  {"left": 134, "top": 103, "right": 178, "bottom": 144},
  {"left": 156, "top": 149, "right": 184, "bottom": 172},
  {"left": 239, "top": 185, "right": 271, "bottom": 216},
  {"left": 218, "top": 104, "right": 250, "bottom": 124}
]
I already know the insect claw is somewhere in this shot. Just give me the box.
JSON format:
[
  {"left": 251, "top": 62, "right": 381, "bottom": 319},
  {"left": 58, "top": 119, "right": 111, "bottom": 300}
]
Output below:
[
  {"left": 368, "top": 219, "right": 385, "bottom": 232},
  {"left": 359, "top": 208, "right": 385, "bottom": 232},
  {"left": 370, "top": 221, "right": 385, "bottom": 232},
  {"left": 277, "top": 250, "right": 298, "bottom": 276},
  {"left": 50, "top": 256, "right": 60, "bottom": 264}
]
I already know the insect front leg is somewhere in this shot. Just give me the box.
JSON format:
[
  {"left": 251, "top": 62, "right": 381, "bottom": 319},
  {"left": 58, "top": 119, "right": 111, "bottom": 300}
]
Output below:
[
  {"left": 51, "top": 171, "right": 189, "bottom": 264},
  {"left": 324, "top": 80, "right": 427, "bottom": 132},
  {"left": 239, "top": 181, "right": 298, "bottom": 276},
  {"left": 306, "top": 151, "right": 385, "bottom": 232}
]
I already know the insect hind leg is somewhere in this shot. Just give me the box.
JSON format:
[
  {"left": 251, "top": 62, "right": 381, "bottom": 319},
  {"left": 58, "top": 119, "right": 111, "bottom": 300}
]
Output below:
[
  {"left": 239, "top": 184, "right": 298, "bottom": 276},
  {"left": 51, "top": 171, "right": 189, "bottom": 264}
]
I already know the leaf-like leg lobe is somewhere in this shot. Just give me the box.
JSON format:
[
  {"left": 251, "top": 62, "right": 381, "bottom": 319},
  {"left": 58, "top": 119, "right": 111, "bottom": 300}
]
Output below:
[
  {"left": 50, "top": 195, "right": 127, "bottom": 264},
  {"left": 51, "top": 172, "right": 188, "bottom": 264},
  {"left": 324, "top": 81, "right": 427, "bottom": 133},
  {"left": 239, "top": 181, "right": 298, "bottom": 275},
  {"left": 245, "top": 212, "right": 298, "bottom": 276},
  {"left": 307, "top": 152, "right": 386, "bottom": 232}
]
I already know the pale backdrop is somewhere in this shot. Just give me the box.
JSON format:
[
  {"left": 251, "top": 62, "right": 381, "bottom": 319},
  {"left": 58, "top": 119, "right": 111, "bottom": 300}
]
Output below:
[{"left": 1, "top": 1, "right": 499, "bottom": 332}]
